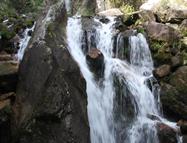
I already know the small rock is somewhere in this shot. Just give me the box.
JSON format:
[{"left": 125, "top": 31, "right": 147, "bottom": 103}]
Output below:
[
  {"left": 153, "top": 64, "right": 171, "bottom": 78},
  {"left": 28, "top": 30, "right": 33, "bottom": 36},
  {"left": 147, "top": 114, "right": 161, "bottom": 121},
  {"left": 86, "top": 48, "right": 105, "bottom": 79}
]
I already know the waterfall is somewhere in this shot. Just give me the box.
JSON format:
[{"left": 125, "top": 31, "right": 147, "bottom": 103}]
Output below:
[
  {"left": 66, "top": 16, "right": 181, "bottom": 143},
  {"left": 16, "top": 23, "right": 35, "bottom": 61}
]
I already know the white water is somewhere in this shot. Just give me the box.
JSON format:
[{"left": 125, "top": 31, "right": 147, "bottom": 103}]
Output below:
[
  {"left": 66, "top": 16, "right": 181, "bottom": 143},
  {"left": 16, "top": 23, "right": 35, "bottom": 61}
]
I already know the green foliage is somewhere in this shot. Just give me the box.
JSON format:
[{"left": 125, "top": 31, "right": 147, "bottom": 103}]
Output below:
[
  {"left": 137, "top": 27, "right": 145, "bottom": 34},
  {"left": 181, "top": 30, "right": 187, "bottom": 37},
  {"left": 11, "top": 0, "right": 44, "bottom": 13},
  {"left": 120, "top": 4, "right": 135, "bottom": 14},
  {"left": 151, "top": 40, "right": 166, "bottom": 51},
  {"left": 0, "top": 24, "right": 16, "bottom": 39},
  {"left": 109, "top": 0, "right": 123, "bottom": 7}
]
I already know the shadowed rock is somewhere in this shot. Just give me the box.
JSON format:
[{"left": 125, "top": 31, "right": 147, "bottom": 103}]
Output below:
[
  {"left": 178, "top": 120, "right": 187, "bottom": 135},
  {"left": 86, "top": 48, "right": 104, "bottom": 79},
  {"left": 157, "top": 123, "right": 179, "bottom": 143},
  {"left": 12, "top": 1, "right": 90, "bottom": 143}
]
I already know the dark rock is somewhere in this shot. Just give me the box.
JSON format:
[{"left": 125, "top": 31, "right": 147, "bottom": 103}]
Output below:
[
  {"left": 12, "top": 1, "right": 90, "bottom": 143},
  {"left": 157, "top": 123, "right": 179, "bottom": 143},
  {"left": 160, "top": 82, "right": 187, "bottom": 121},
  {"left": 160, "top": 67, "right": 187, "bottom": 121},
  {"left": 86, "top": 48, "right": 105, "bottom": 79},
  {"left": 171, "top": 56, "right": 183, "bottom": 69},
  {"left": 0, "top": 61, "right": 18, "bottom": 94},
  {"left": 183, "top": 135, "right": 187, "bottom": 143},
  {"left": 169, "top": 66, "right": 187, "bottom": 94},
  {"left": 170, "top": 47, "right": 179, "bottom": 56},
  {"left": 177, "top": 120, "right": 187, "bottom": 135},
  {"left": 14, "top": 42, "right": 90, "bottom": 143},
  {"left": 99, "top": 17, "right": 110, "bottom": 24},
  {"left": 0, "top": 105, "right": 12, "bottom": 143},
  {"left": 147, "top": 114, "right": 161, "bottom": 121},
  {"left": 27, "top": 30, "right": 32, "bottom": 36},
  {"left": 153, "top": 64, "right": 171, "bottom": 78},
  {"left": 124, "top": 13, "right": 140, "bottom": 26}
]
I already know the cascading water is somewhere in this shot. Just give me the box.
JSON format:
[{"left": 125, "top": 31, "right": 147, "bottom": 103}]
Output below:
[
  {"left": 66, "top": 16, "right": 182, "bottom": 143},
  {"left": 16, "top": 23, "right": 35, "bottom": 61}
]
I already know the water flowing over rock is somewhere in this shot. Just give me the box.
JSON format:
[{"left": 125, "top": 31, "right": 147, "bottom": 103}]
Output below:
[
  {"left": 66, "top": 13, "right": 182, "bottom": 143},
  {"left": 2, "top": 0, "right": 184, "bottom": 143}
]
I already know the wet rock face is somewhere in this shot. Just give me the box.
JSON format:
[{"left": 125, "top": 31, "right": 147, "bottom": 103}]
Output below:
[
  {"left": 86, "top": 48, "right": 105, "bottom": 79},
  {"left": 15, "top": 43, "right": 90, "bottom": 143},
  {"left": 157, "top": 123, "right": 178, "bottom": 143},
  {"left": 13, "top": 1, "right": 90, "bottom": 143}
]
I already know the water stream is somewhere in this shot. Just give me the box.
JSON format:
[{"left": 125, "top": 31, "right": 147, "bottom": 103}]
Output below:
[
  {"left": 16, "top": 23, "right": 35, "bottom": 61},
  {"left": 66, "top": 16, "right": 181, "bottom": 143}
]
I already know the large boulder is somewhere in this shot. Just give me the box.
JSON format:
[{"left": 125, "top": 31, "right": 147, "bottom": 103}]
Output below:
[
  {"left": 157, "top": 123, "right": 179, "bottom": 143},
  {"left": 12, "top": 0, "right": 90, "bottom": 143},
  {"left": 145, "top": 21, "right": 180, "bottom": 43},
  {"left": 140, "top": 0, "right": 187, "bottom": 23},
  {"left": 160, "top": 66, "right": 187, "bottom": 120}
]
